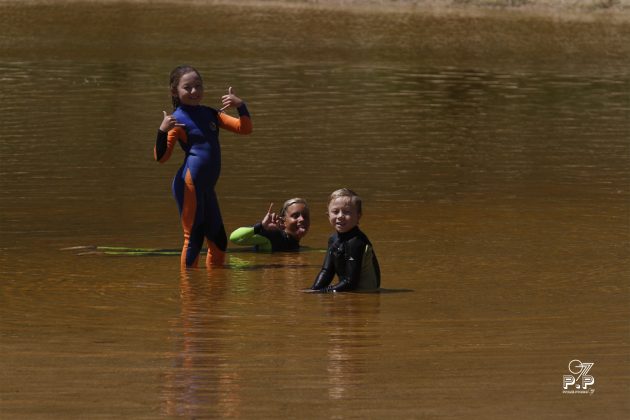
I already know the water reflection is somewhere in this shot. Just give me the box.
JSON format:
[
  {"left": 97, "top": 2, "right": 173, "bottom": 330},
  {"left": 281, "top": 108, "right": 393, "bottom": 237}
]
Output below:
[
  {"left": 162, "top": 253, "right": 317, "bottom": 416},
  {"left": 161, "top": 254, "right": 386, "bottom": 415},
  {"left": 320, "top": 294, "right": 381, "bottom": 401},
  {"left": 1, "top": 1, "right": 628, "bottom": 417},
  {"left": 163, "top": 269, "right": 241, "bottom": 418}
]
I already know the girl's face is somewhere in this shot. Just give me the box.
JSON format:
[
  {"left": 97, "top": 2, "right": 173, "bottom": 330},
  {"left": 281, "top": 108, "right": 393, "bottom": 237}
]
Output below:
[
  {"left": 328, "top": 197, "right": 360, "bottom": 234},
  {"left": 283, "top": 203, "right": 310, "bottom": 240},
  {"left": 173, "top": 71, "right": 203, "bottom": 106}
]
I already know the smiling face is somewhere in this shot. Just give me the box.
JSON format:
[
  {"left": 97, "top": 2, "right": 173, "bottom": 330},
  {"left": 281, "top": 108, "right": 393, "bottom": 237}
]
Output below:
[
  {"left": 173, "top": 71, "right": 203, "bottom": 106},
  {"left": 283, "top": 202, "right": 310, "bottom": 240},
  {"left": 327, "top": 197, "right": 361, "bottom": 234}
]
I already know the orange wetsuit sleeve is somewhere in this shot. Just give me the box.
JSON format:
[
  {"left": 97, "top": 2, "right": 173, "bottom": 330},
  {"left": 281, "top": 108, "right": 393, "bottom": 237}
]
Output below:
[
  {"left": 154, "top": 127, "right": 186, "bottom": 162},
  {"left": 218, "top": 104, "right": 252, "bottom": 135}
]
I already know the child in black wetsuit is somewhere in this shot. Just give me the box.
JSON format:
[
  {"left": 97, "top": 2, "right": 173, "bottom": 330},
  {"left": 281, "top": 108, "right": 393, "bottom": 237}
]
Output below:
[
  {"left": 229, "top": 198, "right": 310, "bottom": 252},
  {"left": 310, "top": 189, "right": 380, "bottom": 292}
]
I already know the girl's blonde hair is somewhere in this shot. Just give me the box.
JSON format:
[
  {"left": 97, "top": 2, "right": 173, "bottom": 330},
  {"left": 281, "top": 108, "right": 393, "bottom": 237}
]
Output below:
[
  {"left": 328, "top": 188, "right": 362, "bottom": 214},
  {"left": 280, "top": 198, "right": 309, "bottom": 217}
]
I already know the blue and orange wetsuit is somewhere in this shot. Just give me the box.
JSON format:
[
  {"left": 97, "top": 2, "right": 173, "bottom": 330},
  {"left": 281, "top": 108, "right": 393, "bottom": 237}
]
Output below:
[{"left": 154, "top": 103, "right": 252, "bottom": 268}]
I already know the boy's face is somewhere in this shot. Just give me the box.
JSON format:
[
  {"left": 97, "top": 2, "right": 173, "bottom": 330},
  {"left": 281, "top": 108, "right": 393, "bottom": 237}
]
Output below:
[
  {"left": 174, "top": 71, "right": 204, "bottom": 106},
  {"left": 328, "top": 197, "right": 360, "bottom": 234}
]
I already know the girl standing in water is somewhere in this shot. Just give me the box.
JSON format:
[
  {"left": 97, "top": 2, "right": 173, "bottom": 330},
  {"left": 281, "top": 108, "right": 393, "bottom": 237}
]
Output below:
[{"left": 154, "top": 65, "right": 252, "bottom": 268}]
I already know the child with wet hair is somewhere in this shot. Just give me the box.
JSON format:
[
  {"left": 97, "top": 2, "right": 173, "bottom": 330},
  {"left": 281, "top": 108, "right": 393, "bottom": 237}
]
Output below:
[
  {"left": 309, "top": 188, "right": 380, "bottom": 292},
  {"left": 229, "top": 198, "right": 310, "bottom": 252},
  {"left": 154, "top": 65, "right": 252, "bottom": 268}
]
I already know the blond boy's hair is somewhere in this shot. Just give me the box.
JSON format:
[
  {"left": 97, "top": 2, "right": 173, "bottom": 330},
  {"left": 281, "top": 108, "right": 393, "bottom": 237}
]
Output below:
[{"left": 328, "top": 188, "right": 362, "bottom": 215}]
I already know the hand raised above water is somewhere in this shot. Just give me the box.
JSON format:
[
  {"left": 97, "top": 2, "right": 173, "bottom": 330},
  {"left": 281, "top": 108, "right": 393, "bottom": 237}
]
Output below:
[
  {"left": 159, "top": 111, "right": 185, "bottom": 132},
  {"left": 220, "top": 86, "right": 243, "bottom": 111},
  {"left": 261, "top": 202, "right": 284, "bottom": 231}
]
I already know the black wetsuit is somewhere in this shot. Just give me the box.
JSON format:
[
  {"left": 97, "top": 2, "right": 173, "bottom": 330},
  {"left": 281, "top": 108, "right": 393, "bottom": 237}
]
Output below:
[
  {"left": 253, "top": 223, "right": 300, "bottom": 252},
  {"left": 310, "top": 226, "right": 381, "bottom": 292},
  {"left": 229, "top": 223, "right": 300, "bottom": 252}
]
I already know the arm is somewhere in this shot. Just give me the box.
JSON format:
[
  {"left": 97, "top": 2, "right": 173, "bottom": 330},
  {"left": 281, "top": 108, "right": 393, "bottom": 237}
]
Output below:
[
  {"left": 310, "top": 237, "right": 337, "bottom": 290},
  {"left": 228, "top": 204, "right": 282, "bottom": 252},
  {"left": 218, "top": 104, "right": 252, "bottom": 135},
  {"left": 154, "top": 111, "right": 185, "bottom": 162},
  {"left": 154, "top": 129, "right": 169, "bottom": 162},
  {"left": 154, "top": 129, "right": 183, "bottom": 162},
  {"left": 229, "top": 225, "right": 272, "bottom": 252},
  {"left": 217, "top": 87, "right": 252, "bottom": 135},
  {"left": 323, "top": 238, "right": 366, "bottom": 292}
]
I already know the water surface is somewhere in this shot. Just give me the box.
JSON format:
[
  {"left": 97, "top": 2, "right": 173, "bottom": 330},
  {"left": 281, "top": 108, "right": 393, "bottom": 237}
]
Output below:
[{"left": 0, "top": 2, "right": 628, "bottom": 418}]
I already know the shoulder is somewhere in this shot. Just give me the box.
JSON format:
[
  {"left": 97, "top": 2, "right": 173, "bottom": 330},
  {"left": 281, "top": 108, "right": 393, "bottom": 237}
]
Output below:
[
  {"left": 269, "top": 230, "right": 301, "bottom": 251},
  {"left": 174, "top": 106, "right": 217, "bottom": 117},
  {"left": 259, "top": 227, "right": 281, "bottom": 240},
  {"left": 200, "top": 105, "right": 218, "bottom": 118},
  {"left": 356, "top": 228, "right": 372, "bottom": 243},
  {"left": 172, "top": 108, "right": 192, "bottom": 126},
  {"left": 282, "top": 232, "right": 301, "bottom": 251},
  {"left": 346, "top": 229, "right": 371, "bottom": 249},
  {"left": 172, "top": 107, "right": 186, "bottom": 118}
]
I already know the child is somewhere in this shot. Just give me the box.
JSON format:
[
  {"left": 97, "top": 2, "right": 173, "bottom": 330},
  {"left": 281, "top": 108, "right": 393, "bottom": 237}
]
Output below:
[
  {"left": 154, "top": 65, "right": 252, "bottom": 268},
  {"left": 309, "top": 189, "right": 380, "bottom": 292},
  {"left": 229, "top": 198, "right": 310, "bottom": 252}
]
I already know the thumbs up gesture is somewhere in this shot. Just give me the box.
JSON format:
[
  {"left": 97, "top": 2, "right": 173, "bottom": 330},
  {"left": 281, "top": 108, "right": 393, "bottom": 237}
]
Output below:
[
  {"left": 220, "top": 86, "right": 243, "bottom": 111},
  {"left": 159, "top": 111, "right": 185, "bottom": 132}
]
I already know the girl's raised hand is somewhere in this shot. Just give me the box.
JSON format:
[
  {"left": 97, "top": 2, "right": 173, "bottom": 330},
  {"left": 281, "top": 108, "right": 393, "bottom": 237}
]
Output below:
[
  {"left": 219, "top": 87, "right": 243, "bottom": 111},
  {"left": 261, "top": 202, "right": 283, "bottom": 231},
  {"left": 159, "top": 111, "right": 185, "bottom": 132}
]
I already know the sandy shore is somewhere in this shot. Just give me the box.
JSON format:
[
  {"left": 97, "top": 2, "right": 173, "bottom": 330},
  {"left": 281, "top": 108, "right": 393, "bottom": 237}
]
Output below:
[{"left": 1, "top": 0, "right": 629, "bottom": 22}]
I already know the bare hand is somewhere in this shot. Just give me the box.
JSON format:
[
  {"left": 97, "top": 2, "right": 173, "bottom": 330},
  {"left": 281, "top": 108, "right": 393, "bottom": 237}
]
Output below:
[
  {"left": 261, "top": 202, "right": 283, "bottom": 231},
  {"left": 219, "top": 87, "right": 243, "bottom": 111},
  {"left": 159, "top": 111, "right": 185, "bottom": 132}
]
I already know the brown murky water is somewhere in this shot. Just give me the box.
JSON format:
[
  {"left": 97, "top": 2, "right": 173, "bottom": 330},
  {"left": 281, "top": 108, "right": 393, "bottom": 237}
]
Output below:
[{"left": 1, "top": 1, "right": 629, "bottom": 418}]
